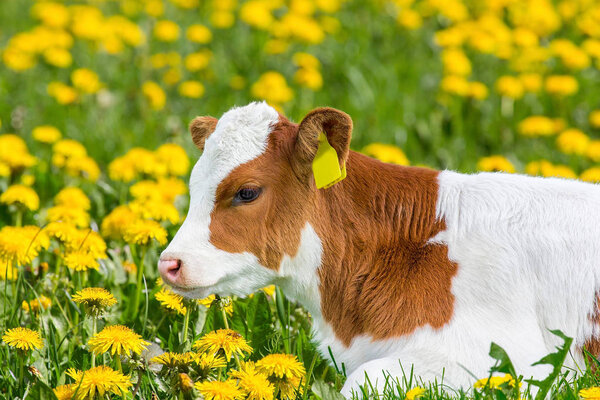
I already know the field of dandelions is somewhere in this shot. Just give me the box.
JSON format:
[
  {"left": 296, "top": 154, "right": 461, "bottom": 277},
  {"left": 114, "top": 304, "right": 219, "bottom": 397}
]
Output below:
[{"left": 3, "top": 0, "right": 600, "bottom": 399}]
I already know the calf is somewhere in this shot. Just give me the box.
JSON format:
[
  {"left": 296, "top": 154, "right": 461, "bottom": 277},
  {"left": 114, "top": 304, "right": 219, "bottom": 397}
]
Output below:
[{"left": 158, "top": 101, "right": 600, "bottom": 396}]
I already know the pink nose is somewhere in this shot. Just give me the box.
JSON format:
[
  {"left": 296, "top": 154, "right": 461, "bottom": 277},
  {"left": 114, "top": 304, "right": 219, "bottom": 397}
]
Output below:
[{"left": 158, "top": 258, "right": 182, "bottom": 284}]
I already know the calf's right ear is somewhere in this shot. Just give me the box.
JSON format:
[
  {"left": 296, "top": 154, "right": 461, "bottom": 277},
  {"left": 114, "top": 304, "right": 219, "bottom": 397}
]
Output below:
[{"left": 189, "top": 116, "right": 218, "bottom": 151}]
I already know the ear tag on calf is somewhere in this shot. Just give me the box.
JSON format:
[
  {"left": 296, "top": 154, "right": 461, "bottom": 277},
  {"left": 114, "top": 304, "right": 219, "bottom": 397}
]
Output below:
[{"left": 312, "top": 132, "right": 346, "bottom": 189}]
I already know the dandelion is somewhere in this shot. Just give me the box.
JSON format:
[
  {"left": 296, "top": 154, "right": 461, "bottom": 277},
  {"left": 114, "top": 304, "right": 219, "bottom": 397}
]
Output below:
[
  {"left": 185, "top": 50, "right": 212, "bottom": 71},
  {"left": 142, "top": 81, "right": 166, "bottom": 110},
  {"left": 195, "top": 380, "right": 245, "bottom": 400},
  {"left": 495, "top": 76, "right": 524, "bottom": 99},
  {"left": 101, "top": 205, "right": 138, "bottom": 239},
  {"left": 186, "top": 24, "right": 212, "bottom": 43},
  {"left": 64, "top": 250, "right": 99, "bottom": 271},
  {"left": 55, "top": 187, "right": 91, "bottom": 210},
  {"left": 556, "top": 129, "right": 590, "bottom": 155},
  {"left": 155, "top": 143, "right": 190, "bottom": 176},
  {"left": 580, "top": 168, "right": 600, "bottom": 184},
  {"left": 362, "top": 143, "right": 409, "bottom": 165},
  {"left": 66, "top": 366, "right": 132, "bottom": 400},
  {"left": 47, "top": 205, "right": 90, "bottom": 227},
  {"left": 32, "top": 125, "right": 62, "bottom": 144},
  {"left": 518, "top": 116, "right": 560, "bottom": 137},
  {"left": 580, "top": 387, "right": 600, "bottom": 399},
  {"left": 474, "top": 373, "right": 517, "bottom": 389},
  {"left": 178, "top": 80, "right": 205, "bottom": 98},
  {"left": 154, "top": 20, "right": 180, "bottom": 42},
  {"left": 123, "top": 219, "right": 168, "bottom": 246},
  {"left": 155, "top": 288, "right": 187, "bottom": 315},
  {"left": 406, "top": 387, "right": 426, "bottom": 400},
  {"left": 71, "top": 68, "right": 102, "bottom": 94},
  {"left": 545, "top": 75, "right": 578, "bottom": 96},
  {"left": 476, "top": 156, "right": 515, "bottom": 173},
  {"left": 2, "top": 327, "right": 44, "bottom": 351},
  {"left": 0, "top": 184, "right": 40, "bottom": 211},
  {"left": 47, "top": 82, "right": 78, "bottom": 104},
  {"left": 256, "top": 354, "right": 306, "bottom": 398},
  {"left": 440, "top": 75, "right": 469, "bottom": 96},
  {"left": 88, "top": 325, "right": 149, "bottom": 356},
  {"left": 230, "top": 361, "right": 275, "bottom": 400},
  {"left": 193, "top": 329, "right": 253, "bottom": 360},
  {"left": 586, "top": 141, "right": 600, "bottom": 162},
  {"left": 53, "top": 384, "right": 76, "bottom": 400},
  {"left": 590, "top": 111, "right": 600, "bottom": 129},
  {"left": 151, "top": 351, "right": 195, "bottom": 368},
  {"left": 193, "top": 352, "right": 228, "bottom": 372},
  {"left": 0, "top": 225, "right": 50, "bottom": 266},
  {"left": 22, "top": 295, "right": 52, "bottom": 313},
  {"left": 72, "top": 287, "right": 117, "bottom": 315},
  {"left": 251, "top": 71, "right": 293, "bottom": 107},
  {"left": 178, "top": 372, "right": 195, "bottom": 392}
]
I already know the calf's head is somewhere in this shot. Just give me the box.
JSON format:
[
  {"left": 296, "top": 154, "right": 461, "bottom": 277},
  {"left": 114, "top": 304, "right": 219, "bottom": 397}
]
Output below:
[{"left": 158, "top": 102, "right": 352, "bottom": 298}]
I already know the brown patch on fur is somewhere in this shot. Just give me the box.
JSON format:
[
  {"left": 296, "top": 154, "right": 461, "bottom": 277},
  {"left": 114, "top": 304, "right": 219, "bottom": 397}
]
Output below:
[
  {"left": 190, "top": 116, "right": 218, "bottom": 151},
  {"left": 207, "top": 110, "right": 457, "bottom": 346},
  {"left": 310, "top": 153, "right": 458, "bottom": 346}
]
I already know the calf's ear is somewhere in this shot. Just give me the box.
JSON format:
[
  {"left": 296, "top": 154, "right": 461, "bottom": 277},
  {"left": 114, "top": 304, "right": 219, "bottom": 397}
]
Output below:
[
  {"left": 293, "top": 107, "right": 353, "bottom": 182},
  {"left": 189, "top": 116, "right": 218, "bottom": 151}
]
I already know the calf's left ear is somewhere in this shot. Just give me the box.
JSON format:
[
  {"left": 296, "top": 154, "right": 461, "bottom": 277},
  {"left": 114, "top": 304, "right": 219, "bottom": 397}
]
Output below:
[
  {"left": 189, "top": 116, "right": 218, "bottom": 151},
  {"left": 293, "top": 107, "right": 353, "bottom": 181}
]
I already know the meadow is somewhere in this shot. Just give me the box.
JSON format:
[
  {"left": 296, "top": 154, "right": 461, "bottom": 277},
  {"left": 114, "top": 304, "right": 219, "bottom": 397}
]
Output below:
[{"left": 2, "top": 0, "right": 600, "bottom": 399}]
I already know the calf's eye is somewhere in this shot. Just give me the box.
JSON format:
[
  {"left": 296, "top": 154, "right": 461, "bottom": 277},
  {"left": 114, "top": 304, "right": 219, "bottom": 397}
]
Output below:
[{"left": 233, "top": 187, "right": 262, "bottom": 205}]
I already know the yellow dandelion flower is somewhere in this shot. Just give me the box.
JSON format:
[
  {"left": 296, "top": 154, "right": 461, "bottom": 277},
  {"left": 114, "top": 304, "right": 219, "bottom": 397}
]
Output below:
[
  {"left": 179, "top": 80, "right": 205, "bottom": 98},
  {"left": 185, "top": 50, "right": 213, "bottom": 72},
  {"left": 1, "top": 184, "right": 40, "bottom": 211},
  {"left": 186, "top": 24, "right": 212, "bottom": 43},
  {"left": 581, "top": 168, "right": 600, "bottom": 184},
  {"left": 155, "top": 143, "right": 190, "bottom": 176},
  {"left": 519, "top": 73, "right": 542, "bottom": 93},
  {"left": 580, "top": 387, "right": 600, "bottom": 399},
  {"left": 71, "top": 68, "right": 102, "bottom": 94},
  {"left": 194, "top": 329, "right": 253, "bottom": 360},
  {"left": 256, "top": 354, "right": 305, "bottom": 398},
  {"left": 262, "top": 285, "right": 276, "bottom": 297},
  {"left": 32, "top": 125, "right": 62, "bottom": 144},
  {"left": 55, "top": 187, "right": 91, "bottom": 210},
  {"left": 65, "top": 230, "right": 107, "bottom": 259},
  {"left": 47, "top": 82, "right": 78, "bottom": 104},
  {"left": 230, "top": 361, "right": 275, "bottom": 400},
  {"left": 151, "top": 351, "right": 195, "bottom": 368},
  {"left": 590, "top": 111, "right": 600, "bottom": 129},
  {"left": 66, "top": 366, "right": 132, "bottom": 400},
  {"left": 362, "top": 143, "right": 409, "bottom": 165},
  {"left": 2, "top": 327, "right": 43, "bottom": 351},
  {"left": 406, "top": 387, "right": 426, "bottom": 400},
  {"left": 0, "top": 225, "right": 50, "bottom": 266},
  {"left": 47, "top": 205, "right": 90, "bottom": 228},
  {"left": 123, "top": 219, "right": 168, "bottom": 246},
  {"left": 518, "top": 116, "right": 560, "bottom": 137},
  {"left": 476, "top": 156, "right": 516, "bottom": 173},
  {"left": 251, "top": 71, "right": 293, "bottom": 106},
  {"left": 194, "top": 380, "right": 244, "bottom": 400},
  {"left": 256, "top": 354, "right": 305, "bottom": 381},
  {"left": 22, "top": 295, "right": 52, "bottom": 313},
  {"left": 556, "top": 129, "right": 590, "bottom": 155},
  {"left": 108, "top": 156, "right": 137, "bottom": 182},
  {"left": 197, "top": 294, "right": 233, "bottom": 315},
  {"left": 53, "top": 139, "right": 87, "bottom": 162},
  {"left": 88, "top": 325, "right": 149, "bottom": 356},
  {"left": 142, "top": 81, "right": 166, "bottom": 110},
  {"left": 545, "top": 75, "right": 578, "bottom": 96},
  {"left": 72, "top": 287, "right": 117, "bottom": 310},
  {"left": 441, "top": 75, "right": 470, "bottom": 96},
  {"left": 101, "top": 205, "right": 138, "bottom": 239},
  {"left": 586, "top": 141, "right": 600, "bottom": 162},
  {"left": 53, "top": 384, "right": 76, "bottom": 400},
  {"left": 155, "top": 288, "right": 187, "bottom": 315},
  {"left": 63, "top": 250, "right": 99, "bottom": 272},
  {"left": 154, "top": 20, "right": 180, "bottom": 42},
  {"left": 43, "top": 47, "right": 73, "bottom": 68},
  {"left": 495, "top": 76, "right": 524, "bottom": 99},
  {"left": 193, "top": 352, "right": 228, "bottom": 371},
  {"left": 474, "top": 373, "right": 517, "bottom": 389}
]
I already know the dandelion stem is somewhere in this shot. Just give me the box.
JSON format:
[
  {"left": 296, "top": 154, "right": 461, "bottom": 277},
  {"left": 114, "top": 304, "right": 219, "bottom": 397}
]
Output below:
[
  {"left": 182, "top": 308, "right": 190, "bottom": 346},
  {"left": 132, "top": 245, "right": 147, "bottom": 318},
  {"left": 91, "top": 317, "right": 97, "bottom": 367},
  {"left": 15, "top": 209, "right": 22, "bottom": 227},
  {"left": 115, "top": 353, "right": 123, "bottom": 372}
]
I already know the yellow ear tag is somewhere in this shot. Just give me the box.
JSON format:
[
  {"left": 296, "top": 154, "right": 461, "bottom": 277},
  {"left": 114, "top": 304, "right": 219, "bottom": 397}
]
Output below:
[{"left": 312, "top": 132, "right": 346, "bottom": 189}]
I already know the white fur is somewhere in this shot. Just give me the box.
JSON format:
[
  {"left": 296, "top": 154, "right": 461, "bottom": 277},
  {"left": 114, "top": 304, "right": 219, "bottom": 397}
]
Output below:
[{"left": 160, "top": 102, "right": 279, "bottom": 298}]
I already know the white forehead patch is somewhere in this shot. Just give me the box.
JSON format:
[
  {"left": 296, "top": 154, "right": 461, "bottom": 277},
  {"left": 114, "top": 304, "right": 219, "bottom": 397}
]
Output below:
[{"left": 189, "top": 101, "right": 279, "bottom": 197}]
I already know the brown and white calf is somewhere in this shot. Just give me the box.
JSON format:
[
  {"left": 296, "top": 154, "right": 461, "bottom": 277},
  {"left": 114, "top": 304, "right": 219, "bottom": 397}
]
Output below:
[{"left": 158, "top": 102, "right": 600, "bottom": 395}]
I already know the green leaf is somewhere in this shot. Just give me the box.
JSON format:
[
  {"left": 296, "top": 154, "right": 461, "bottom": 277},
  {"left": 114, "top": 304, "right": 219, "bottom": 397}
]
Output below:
[
  {"left": 312, "top": 379, "right": 345, "bottom": 400},
  {"left": 525, "top": 329, "right": 573, "bottom": 400}
]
